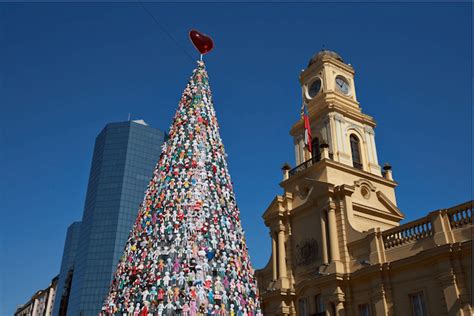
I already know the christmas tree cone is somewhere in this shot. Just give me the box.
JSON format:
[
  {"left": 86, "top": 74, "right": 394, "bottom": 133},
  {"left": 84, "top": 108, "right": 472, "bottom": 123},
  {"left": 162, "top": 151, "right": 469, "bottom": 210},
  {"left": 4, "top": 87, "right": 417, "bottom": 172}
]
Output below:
[{"left": 102, "top": 61, "right": 262, "bottom": 316}]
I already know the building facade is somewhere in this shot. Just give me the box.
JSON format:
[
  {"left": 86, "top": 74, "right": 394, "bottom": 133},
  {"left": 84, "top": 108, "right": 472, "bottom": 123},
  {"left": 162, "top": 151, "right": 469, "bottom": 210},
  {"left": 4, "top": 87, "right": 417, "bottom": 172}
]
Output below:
[
  {"left": 15, "top": 276, "right": 59, "bottom": 316},
  {"left": 52, "top": 221, "right": 82, "bottom": 316},
  {"left": 67, "top": 120, "right": 165, "bottom": 316},
  {"left": 255, "top": 51, "right": 472, "bottom": 316}
]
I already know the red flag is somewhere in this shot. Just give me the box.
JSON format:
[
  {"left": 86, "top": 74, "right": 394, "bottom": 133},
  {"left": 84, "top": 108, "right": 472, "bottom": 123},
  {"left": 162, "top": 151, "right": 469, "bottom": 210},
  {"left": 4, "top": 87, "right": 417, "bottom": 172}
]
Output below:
[{"left": 303, "top": 104, "right": 312, "bottom": 153}]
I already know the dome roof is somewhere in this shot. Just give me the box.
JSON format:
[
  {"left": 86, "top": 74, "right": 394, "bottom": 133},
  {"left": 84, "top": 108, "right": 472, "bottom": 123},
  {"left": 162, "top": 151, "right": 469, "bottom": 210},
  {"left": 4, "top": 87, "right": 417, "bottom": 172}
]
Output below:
[{"left": 308, "top": 50, "right": 344, "bottom": 67}]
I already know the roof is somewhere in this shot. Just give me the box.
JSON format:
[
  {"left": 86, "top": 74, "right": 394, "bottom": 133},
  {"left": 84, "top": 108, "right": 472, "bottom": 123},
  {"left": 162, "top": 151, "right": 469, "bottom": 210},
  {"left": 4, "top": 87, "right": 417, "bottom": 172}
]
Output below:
[{"left": 308, "top": 49, "right": 344, "bottom": 67}]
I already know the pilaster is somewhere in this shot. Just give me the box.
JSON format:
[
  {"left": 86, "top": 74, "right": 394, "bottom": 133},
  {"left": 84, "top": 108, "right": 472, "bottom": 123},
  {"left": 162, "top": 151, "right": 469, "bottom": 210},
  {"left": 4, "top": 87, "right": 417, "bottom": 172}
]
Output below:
[
  {"left": 368, "top": 228, "right": 386, "bottom": 264},
  {"left": 271, "top": 231, "right": 278, "bottom": 281},
  {"left": 320, "top": 210, "right": 329, "bottom": 264},
  {"left": 371, "top": 281, "right": 389, "bottom": 316},
  {"left": 437, "top": 260, "right": 463, "bottom": 316},
  {"left": 430, "top": 210, "right": 453, "bottom": 245}
]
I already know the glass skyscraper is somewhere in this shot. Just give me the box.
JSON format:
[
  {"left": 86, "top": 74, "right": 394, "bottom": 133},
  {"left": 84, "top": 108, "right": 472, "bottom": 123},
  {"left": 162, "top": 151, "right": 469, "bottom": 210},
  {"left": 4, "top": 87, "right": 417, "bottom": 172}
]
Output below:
[
  {"left": 53, "top": 221, "right": 82, "bottom": 316},
  {"left": 66, "top": 120, "right": 165, "bottom": 316}
]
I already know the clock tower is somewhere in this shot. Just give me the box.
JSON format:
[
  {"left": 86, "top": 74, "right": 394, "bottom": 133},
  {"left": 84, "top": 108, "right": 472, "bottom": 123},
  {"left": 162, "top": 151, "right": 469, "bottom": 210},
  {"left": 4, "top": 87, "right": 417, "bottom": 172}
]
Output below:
[
  {"left": 294, "top": 50, "right": 382, "bottom": 176},
  {"left": 256, "top": 50, "right": 405, "bottom": 315},
  {"left": 256, "top": 50, "right": 472, "bottom": 316}
]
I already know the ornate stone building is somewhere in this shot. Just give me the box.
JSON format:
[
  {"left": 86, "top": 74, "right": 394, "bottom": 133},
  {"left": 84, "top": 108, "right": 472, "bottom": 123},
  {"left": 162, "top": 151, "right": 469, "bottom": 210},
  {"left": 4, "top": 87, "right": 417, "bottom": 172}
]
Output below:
[{"left": 255, "top": 50, "right": 472, "bottom": 316}]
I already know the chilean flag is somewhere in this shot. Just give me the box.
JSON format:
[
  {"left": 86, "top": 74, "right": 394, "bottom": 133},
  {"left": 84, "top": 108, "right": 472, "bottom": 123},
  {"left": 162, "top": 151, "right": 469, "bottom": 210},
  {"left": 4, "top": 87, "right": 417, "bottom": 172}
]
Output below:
[{"left": 303, "top": 103, "right": 312, "bottom": 153}]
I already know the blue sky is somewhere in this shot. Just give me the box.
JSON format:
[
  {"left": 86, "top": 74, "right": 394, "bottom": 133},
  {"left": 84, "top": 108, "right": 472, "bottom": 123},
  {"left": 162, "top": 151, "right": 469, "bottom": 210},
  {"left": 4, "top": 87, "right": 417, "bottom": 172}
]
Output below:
[{"left": 1, "top": 3, "right": 471, "bottom": 315}]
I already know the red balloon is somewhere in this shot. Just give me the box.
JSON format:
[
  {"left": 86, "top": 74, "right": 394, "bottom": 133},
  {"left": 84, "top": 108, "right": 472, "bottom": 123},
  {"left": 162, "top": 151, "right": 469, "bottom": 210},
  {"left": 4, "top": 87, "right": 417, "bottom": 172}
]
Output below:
[{"left": 189, "top": 29, "right": 214, "bottom": 55}]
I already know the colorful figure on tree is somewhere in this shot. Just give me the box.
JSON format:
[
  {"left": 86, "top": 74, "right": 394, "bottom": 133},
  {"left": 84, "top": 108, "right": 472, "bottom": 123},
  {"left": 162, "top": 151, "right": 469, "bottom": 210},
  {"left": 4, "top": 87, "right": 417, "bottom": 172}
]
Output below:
[{"left": 101, "top": 60, "right": 261, "bottom": 315}]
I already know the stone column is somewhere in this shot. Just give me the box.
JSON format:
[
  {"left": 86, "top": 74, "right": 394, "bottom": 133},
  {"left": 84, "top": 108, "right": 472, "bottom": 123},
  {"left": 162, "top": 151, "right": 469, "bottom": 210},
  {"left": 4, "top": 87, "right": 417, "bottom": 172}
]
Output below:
[
  {"left": 320, "top": 212, "right": 329, "bottom": 264},
  {"left": 278, "top": 226, "right": 287, "bottom": 279},
  {"left": 271, "top": 232, "right": 278, "bottom": 280},
  {"left": 335, "top": 301, "right": 344, "bottom": 316},
  {"left": 327, "top": 204, "right": 340, "bottom": 262}
]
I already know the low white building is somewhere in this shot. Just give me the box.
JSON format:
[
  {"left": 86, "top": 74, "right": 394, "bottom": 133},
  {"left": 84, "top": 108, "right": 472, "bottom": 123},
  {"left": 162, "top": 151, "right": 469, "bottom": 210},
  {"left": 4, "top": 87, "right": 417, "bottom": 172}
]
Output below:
[{"left": 15, "top": 276, "right": 58, "bottom": 316}]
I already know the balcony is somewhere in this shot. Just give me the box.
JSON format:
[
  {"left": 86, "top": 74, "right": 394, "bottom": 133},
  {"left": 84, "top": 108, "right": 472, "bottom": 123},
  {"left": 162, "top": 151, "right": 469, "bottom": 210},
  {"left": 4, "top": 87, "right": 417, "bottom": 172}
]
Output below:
[{"left": 288, "top": 153, "right": 333, "bottom": 178}]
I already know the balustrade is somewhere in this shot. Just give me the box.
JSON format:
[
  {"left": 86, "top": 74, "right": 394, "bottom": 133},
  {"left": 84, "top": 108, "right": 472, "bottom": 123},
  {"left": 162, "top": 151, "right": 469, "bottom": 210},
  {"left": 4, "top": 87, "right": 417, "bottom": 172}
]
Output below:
[
  {"left": 381, "top": 201, "right": 472, "bottom": 250},
  {"left": 447, "top": 201, "right": 472, "bottom": 229},
  {"left": 382, "top": 218, "right": 433, "bottom": 249},
  {"left": 288, "top": 153, "right": 333, "bottom": 178}
]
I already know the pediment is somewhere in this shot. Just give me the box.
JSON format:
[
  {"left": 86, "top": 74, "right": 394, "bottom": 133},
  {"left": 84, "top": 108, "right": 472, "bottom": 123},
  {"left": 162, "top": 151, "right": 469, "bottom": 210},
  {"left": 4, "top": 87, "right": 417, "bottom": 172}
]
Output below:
[
  {"left": 376, "top": 191, "right": 404, "bottom": 218},
  {"left": 352, "top": 191, "right": 404, "bottom": 222}
]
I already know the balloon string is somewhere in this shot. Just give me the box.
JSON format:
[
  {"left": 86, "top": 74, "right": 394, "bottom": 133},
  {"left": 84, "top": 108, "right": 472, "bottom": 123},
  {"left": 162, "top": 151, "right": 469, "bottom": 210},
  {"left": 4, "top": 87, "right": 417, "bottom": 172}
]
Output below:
[
  {"left": 136, "top": 0, "right": 194, "bottom": 63},
  {"left": 200, "top": 54, "right": 203, "bottom": 61}
]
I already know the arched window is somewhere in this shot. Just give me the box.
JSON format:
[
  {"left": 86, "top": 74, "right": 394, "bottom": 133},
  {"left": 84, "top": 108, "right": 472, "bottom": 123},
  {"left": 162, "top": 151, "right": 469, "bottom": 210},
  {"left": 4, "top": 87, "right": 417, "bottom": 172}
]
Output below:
[
  {"left": 350, "top": 134, "right": 362, "bottom": 169},
  {"left": 311, "top": 137, "right": 320, "bottom": 160}
]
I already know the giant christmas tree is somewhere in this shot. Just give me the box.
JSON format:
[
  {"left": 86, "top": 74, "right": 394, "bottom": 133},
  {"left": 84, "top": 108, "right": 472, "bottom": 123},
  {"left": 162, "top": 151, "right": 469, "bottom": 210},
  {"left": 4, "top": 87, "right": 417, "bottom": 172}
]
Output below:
[{"left": 101, "top": 61, "right": 261, "bottom": 316}]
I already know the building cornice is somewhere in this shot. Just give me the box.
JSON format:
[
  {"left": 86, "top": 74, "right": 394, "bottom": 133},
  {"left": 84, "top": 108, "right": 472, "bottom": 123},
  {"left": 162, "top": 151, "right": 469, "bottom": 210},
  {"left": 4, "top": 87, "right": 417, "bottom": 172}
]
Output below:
[
  {"left": 282, "top": 158, "right": 397, "bottom": 189},
  {"left": 293, "top": 273, "right": 345, "bottom": 295}
]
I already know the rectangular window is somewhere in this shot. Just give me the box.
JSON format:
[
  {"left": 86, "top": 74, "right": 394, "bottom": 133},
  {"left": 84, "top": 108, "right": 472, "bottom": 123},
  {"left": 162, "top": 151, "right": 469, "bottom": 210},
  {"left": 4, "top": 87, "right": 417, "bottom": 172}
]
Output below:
[
  {"left": 298, "top": 298, "right": 308, "bottom": 316},
  {"left": 410, "top": 292, "right": 427, "bottom": 316},
  {"left": 358, "top": 303, "right": 370, "bottom": 316},
  {"left": 315, "top": 295, "right": 325, "bottom": 316}
]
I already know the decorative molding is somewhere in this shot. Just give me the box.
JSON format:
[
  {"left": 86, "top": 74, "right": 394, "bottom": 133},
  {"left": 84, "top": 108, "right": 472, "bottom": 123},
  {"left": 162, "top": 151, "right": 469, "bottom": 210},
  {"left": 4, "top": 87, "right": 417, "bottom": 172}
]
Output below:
[
  {"left": 336, "top": 184, "right": 356, "bottom": 197},
  {"left": 334, "top": 113, "right": 346, "bottom": 123},
  {"left": 353, "top": 202, "right": 404, "bottom": 222},
  {"left": 295, "top": 184, "right": 311, "bottom": 200},
  {"left": 376, "top": 191, "right": 405, "bottom": 219},
  {"left": 295, "top": 238, "right": 319, "bottom": 267},
  {"left": 354, "top": 179, "right": 377, "bottom": 192},
  {"left": 263, "top": 195, "right": 285, "bottom": 222},
  {"left": 278, "top": 224, "right": 286, "bottom": 232},
  {"left": 364, "top": 125, "right": 375, "bottom": 135},
  {"left": 346, "top": 124, "right": 366, "bottom": 142}
]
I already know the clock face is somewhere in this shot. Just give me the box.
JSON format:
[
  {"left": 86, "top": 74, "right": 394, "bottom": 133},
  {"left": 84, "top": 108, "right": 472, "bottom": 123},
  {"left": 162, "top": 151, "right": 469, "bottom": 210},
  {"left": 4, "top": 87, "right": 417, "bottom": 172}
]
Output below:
[
  {"left": 335, "top": 75, "right": 350, "bottom": 95},
  {"left": 307, "top": 78, "right": 321, "bottom": 98}
]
